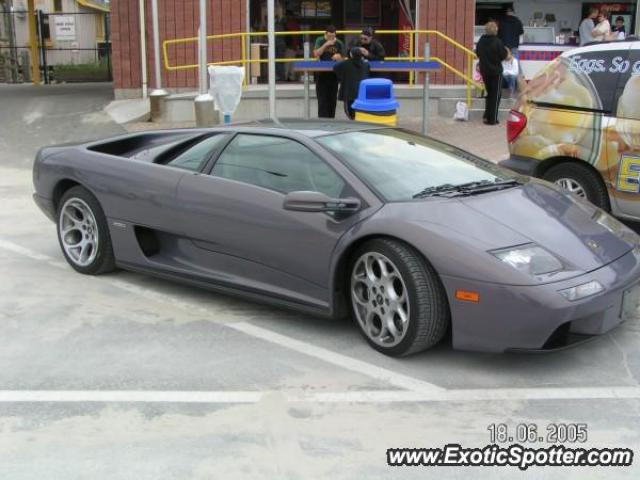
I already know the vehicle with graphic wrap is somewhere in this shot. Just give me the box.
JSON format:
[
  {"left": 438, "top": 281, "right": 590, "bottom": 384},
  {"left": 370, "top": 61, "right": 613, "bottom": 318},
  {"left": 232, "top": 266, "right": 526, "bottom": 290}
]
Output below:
[{"left": 502, "top": 40, "right": 640, "bottom": 220}]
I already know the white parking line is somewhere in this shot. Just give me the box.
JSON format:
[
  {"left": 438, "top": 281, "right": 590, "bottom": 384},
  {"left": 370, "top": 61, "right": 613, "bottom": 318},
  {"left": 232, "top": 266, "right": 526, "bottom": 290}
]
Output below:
[
  {"left": 229, "top": 321, "right": 444, "bottom": 394},
  {"left": 1, "top": 387, "right": 640, "bottom": 404},
  {"left": 2, "top": 237, "right": 640, "bottom": 404}
]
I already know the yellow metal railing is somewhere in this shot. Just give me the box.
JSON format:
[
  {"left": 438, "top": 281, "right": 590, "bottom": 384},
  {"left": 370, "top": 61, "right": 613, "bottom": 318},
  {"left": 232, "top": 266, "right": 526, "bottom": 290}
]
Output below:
[{"left": 162, "top": 29, "right": 481, "bottom": 107}]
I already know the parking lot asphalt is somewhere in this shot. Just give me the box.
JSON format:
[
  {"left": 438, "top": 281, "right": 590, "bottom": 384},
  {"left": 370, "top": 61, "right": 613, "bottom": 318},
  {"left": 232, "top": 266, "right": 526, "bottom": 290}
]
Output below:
[{"left": 1, "top": 83, "right": 640, "bottom": 479}]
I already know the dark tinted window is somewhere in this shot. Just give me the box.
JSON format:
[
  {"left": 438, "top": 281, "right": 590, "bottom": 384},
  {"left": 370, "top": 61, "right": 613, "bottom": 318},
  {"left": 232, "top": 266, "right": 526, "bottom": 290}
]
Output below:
[
  {"left": 213, "top": 134, "right": 346, "bottom": 197},
  {"left": 529, "top": 49, "right": 630, "bottom": 114},
  {"left": 167, "top": 134, "right": 230, "bottom": 172}
]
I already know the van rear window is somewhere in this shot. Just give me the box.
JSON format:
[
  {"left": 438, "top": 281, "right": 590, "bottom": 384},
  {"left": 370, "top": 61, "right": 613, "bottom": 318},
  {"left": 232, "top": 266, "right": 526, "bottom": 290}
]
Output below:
[{"left": 524, "top": 49, "right": 629, "bottom": 115}]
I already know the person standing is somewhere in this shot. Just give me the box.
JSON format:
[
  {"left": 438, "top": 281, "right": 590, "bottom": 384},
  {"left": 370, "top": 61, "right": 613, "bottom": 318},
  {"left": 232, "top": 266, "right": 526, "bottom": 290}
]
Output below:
[
  {"left": 313, "top": 25, "right": 346, "bottom": 118},
  {"left": 334, "top": 47, "right": 370, "bottom": 120},
  {"left": 498, "top": 7, "right": 524, "bottom": 57},
  {"left": 476, "top": 22, "right": 508, "bottom": 126},
  {"left": 579, "top": 7, "right": 599, "bottom": 45},
  {"left": 353, "top": 27, "right": 386, "bottom": 61},
  {"left": 593, "top": 9, "right": 612, "bottom": 41},
  {"left": 612, "top": 16, "right": 627, "bottom": 40}
]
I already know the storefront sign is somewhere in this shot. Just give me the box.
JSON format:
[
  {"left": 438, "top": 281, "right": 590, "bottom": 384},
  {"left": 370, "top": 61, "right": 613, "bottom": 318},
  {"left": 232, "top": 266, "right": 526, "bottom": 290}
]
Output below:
[{"left": 54, "top": 16, "right": 76, "bottom": 41}]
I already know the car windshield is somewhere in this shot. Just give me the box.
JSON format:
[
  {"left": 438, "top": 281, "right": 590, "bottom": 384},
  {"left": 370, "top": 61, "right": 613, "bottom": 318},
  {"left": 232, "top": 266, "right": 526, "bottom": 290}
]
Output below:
[{"left": 317, "top": 129, "right": 519, "bottom": 201}]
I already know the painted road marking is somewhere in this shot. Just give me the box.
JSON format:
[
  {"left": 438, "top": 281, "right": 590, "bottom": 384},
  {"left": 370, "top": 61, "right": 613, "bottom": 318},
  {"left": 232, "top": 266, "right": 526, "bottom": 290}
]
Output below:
[
  {"left": 229, "top": 321, "right": 444, "bottom": 394},
  {"left": 2, "top": 238, "right": 640, "bottom": 404},
  {"left": 1, "top": 387, "right": 640, "bottom": 404}
]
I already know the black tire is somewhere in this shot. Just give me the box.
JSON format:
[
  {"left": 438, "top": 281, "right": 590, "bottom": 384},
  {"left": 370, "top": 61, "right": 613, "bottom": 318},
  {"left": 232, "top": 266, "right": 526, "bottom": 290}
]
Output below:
[
  {"left": 543, "top": 162, "right": 610, "bottom": 211},
  {"left": 348, "top": 238, "right": 450, "bottom": 357},
  {"left": 56, "top": 186, "right": 115, "bottom": 275}
]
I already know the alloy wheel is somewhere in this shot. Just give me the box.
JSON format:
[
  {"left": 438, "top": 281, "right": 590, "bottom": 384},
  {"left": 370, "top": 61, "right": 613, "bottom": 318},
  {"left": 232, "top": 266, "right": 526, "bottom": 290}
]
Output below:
[
  {"left": 59, "top": 198, "right": 99, "bottom": 267},
  {"left": 351, "top": 252, "right": 410, "bottom": 348},
  {"left": 555, "top": 177, "right": 586, "bottom": 198}
]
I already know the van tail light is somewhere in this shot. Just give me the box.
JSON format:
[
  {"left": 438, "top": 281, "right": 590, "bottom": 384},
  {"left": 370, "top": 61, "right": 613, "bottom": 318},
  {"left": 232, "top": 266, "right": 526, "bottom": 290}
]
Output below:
[{"left": 507, "top": 110, "right": 527, "bottom": 143}]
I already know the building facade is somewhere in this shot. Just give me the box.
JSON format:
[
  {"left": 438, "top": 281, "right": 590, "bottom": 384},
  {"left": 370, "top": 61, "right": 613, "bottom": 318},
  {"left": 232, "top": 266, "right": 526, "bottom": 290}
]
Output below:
[{"left": 111, "top": 0, "right": 640, "bottom": 98}]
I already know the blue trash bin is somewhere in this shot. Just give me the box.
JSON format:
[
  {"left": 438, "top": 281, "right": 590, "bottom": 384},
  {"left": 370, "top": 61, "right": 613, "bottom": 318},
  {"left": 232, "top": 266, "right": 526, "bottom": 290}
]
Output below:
[{"left": 351, "top": 78, "right": 400, "bottom": 126}]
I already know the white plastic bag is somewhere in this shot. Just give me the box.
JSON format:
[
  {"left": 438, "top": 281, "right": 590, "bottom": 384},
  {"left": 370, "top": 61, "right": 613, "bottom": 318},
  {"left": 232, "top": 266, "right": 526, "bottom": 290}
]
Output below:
[
  {"left": 208, "top": 66, "right": 245, "bottom": 122},
  {"left": 453, "top": 101, "right": 469, "bottom": 122}
]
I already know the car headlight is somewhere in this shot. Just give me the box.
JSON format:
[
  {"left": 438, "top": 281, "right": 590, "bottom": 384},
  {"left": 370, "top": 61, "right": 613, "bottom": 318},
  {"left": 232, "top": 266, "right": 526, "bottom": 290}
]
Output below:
[
  {"left": 594, "top": 211, "right": 639, "bottom": 245},
  {"left": 558, "top": 280, "right": 604, "bottom": 301},
  {"left": 491, "top": 244, "right": 563, "bottom": 277}
]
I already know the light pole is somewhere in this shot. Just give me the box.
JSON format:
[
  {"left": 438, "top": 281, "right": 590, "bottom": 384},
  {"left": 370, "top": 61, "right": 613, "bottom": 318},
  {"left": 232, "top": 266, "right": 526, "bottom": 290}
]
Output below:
[
  {"left": 149, "top": 0, "right": 168, "bottom": 121},
  {"left": 194, "top": 0, "right": 217, "bottom": 126},
  {"left": 267, "top": 0, "right": 276, "bottom": 119}
]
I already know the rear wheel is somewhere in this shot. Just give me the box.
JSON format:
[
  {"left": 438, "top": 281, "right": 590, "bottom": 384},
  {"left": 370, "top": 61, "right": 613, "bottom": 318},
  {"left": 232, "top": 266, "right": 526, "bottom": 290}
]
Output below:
[
  {"left": 349, "top": 238, "right": 449, "bottom": 356},
  {"left": 543, "top": 162, "right": 610, "bottom": 211},
  {"left": 57, "top": 186, "right": 115, "bottom": 275}
]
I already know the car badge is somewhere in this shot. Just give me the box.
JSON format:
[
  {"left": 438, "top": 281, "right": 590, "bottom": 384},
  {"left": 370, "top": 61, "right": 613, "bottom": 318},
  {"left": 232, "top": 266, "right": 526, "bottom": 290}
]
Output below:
[{"left": 586, "top": 239, "right": 599, "bottom": 251}]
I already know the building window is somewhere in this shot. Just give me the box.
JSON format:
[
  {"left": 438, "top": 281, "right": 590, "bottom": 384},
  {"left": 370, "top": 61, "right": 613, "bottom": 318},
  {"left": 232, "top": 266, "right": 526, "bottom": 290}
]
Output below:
[{"left": 54, "top": 0, "right": 63, "bottom": 12}]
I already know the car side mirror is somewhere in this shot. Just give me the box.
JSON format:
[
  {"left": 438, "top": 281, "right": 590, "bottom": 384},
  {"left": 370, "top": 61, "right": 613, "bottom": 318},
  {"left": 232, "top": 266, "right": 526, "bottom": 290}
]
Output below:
[{"left": 283, "top": 191, "right": 361, "bottom": 214}]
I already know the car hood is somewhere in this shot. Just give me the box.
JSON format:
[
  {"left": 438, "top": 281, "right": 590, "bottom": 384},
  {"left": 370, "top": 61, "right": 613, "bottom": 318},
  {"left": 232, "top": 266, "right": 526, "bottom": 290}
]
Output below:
[
  {"left": 381, "top": 181, "right": 636, "bottom": 282},
  {"left": 459, "top": 181, "right": 633, "bottom": 271}
]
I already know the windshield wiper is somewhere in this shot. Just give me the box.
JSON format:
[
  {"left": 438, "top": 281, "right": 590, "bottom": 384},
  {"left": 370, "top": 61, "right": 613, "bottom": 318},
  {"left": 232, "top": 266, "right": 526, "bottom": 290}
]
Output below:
[
  {"left": 412, "top": 184, "right": 466, "bottom": 199},
  {"left": 412, "top": 179, "right": 520, "bottom": 199}
]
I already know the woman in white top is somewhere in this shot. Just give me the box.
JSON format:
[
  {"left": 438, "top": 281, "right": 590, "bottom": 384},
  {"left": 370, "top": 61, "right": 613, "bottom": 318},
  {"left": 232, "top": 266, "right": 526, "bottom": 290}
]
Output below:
[
  {"left": 502, "top": 49, "right": 519, "bottom": 97},
  {"left": 592, "top": 10, "right": 612, "bottom": 41}
]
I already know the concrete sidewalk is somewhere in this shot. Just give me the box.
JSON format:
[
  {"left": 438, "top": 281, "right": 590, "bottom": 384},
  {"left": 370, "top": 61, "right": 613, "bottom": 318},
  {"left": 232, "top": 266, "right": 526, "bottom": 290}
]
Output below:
[{"left": 125, "top": 114, "right": 509, "bottom": 164}]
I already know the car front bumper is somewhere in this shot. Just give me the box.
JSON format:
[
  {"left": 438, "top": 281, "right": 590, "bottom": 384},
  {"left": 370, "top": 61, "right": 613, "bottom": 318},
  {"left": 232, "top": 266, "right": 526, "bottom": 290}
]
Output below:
[{"left": 441, "top": 248, "right": 640, "bottom": 353}]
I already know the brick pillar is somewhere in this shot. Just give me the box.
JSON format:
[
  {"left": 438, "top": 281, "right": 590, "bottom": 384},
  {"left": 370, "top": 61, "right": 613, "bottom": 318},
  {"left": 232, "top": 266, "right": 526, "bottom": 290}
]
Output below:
[
  {"left": 112, "top": 0, "right": 247, "bottom": 97},
  {"left": 419, "top": 0, "right": 475, "bottom": 85}
]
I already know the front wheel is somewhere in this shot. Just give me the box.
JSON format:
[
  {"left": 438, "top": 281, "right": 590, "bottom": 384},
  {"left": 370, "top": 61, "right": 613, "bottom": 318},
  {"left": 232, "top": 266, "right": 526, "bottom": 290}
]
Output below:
[
  {"left": 543, "top": 162, "right": 610, "bottom": 211},
  {"left": 349, "top": 239, "right": 450, "bottom": 356},
  {"left": 57, "top": 186, "right": 115, "bottom": 275}
]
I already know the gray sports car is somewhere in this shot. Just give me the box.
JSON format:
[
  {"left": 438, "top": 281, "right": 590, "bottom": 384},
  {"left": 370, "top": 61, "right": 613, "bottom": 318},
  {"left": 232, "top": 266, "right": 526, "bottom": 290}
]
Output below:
[{"left": 32, "top": 120, "right": 640, "bottom": 356}]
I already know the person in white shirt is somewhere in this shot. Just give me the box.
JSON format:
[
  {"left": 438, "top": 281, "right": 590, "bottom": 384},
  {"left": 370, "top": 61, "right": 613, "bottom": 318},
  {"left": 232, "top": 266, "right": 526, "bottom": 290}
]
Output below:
[
  {"left": 579, "top": 7, "right": 599, "bottom": 45},
  {"left": 502, "top": 49, "right": 519, "bottom": 97},
  {"left": 612, "top": 16, "right": 626, "bottom": 40},
  {"left": 593, "top": 10, "right": 612, "bottom": 42}
]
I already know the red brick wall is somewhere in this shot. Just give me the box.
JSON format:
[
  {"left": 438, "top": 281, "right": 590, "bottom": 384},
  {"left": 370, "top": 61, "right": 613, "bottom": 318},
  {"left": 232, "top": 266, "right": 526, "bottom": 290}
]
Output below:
[
  {"left": 111, "top": 0, "right": 246, "bottom": 92},
  {"left": 419, "top": 0, "right": 475, "bottom": 84},
  {"left": 111, "top": 0, "right": 473, "bottom": 92}
]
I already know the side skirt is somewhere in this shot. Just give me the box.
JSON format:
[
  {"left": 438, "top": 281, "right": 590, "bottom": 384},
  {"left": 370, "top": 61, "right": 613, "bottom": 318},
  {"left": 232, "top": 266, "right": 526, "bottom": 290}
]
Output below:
[{"left": 115, "top": 261, "right": 335, "bottom": 319}]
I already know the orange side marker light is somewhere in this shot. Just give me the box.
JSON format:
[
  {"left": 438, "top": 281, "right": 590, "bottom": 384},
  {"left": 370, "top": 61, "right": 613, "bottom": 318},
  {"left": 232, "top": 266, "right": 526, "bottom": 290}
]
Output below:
[{"left": 455, "top": 290, "right": 480, "bottom": 303}]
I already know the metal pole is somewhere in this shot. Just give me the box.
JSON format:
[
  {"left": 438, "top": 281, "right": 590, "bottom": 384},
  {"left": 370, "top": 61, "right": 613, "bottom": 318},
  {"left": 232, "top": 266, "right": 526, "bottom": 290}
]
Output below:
[
  {"left": 194, "top": 0, "right": 216, "bottom": 126},
  {"left": 149, "top": 0, "right": 168, "bottom": 121},
  {"left": 267, "top": 0, "right": 276, "bottom": 119},
  {"left": 138, "top": 0, "right": 147, "bottom": 97},
  {"left": 303, "top": 41, "right": 310, "bottom": 119},
  {"left": 151, "top": 0, "right": 163, "bottom": 90},
  {"left": 7, "top": 0, "right": 19, "bottom": 83},
  {"left": 105, "top": 13, "right": 112, "bottom": 82},
  {"left": 36, "top": 9, "right": 47, "bottom": 84},
  {"left": 198, "top": 24, "right": 207, "bottom": 95},
  {"left": 422, "top": 43, "right": 430, "bottom": 136},
  {"left": 26, "top": 0, "right": 40, "bottom": 84}
]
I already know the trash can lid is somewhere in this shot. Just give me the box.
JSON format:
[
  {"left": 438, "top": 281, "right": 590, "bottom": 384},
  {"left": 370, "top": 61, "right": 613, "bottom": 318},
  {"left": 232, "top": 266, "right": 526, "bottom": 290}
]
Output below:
[{"left": 352, "top": 78, "right": 399, "bottom": 112}]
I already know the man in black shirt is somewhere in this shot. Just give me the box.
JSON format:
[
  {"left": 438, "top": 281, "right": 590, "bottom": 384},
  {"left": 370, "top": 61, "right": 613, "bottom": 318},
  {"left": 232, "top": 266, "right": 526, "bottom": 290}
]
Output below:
[
  {"left": 352, "top": 27, "right": 386, "bottom": 61},
  {"left": 334, "top": 47, "right": 370, "bottom": 119},
  {"left": 313, "top": 25, "right": 346, "bottom": 118},
  {"left": 476, "top": 21, "right": 508, "bottom": 125},
  {"left": 498, "top": 7, "right": 524, "bottom": 56}
]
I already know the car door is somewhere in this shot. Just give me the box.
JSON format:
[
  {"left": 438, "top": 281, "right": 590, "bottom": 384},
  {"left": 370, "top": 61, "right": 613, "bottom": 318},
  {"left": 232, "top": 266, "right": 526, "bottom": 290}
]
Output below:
[
  {"left": 104, "top": 133, "right": 232, "bottom": 264},
  {"left": 175, "top": 133, "right": 377, "bottom": 309},
  {"left": 607, "top": 43, "right": 640, "bottom": 218}
]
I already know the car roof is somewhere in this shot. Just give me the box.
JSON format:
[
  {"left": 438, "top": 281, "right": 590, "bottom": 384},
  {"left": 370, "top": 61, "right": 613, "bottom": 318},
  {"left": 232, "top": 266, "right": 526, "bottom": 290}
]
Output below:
[
  {"left": 233, "top": 118, "right": 390, "bottom": 138},
  {"left": 563, "top": 38, "right": 640, "bottom": 57}
]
